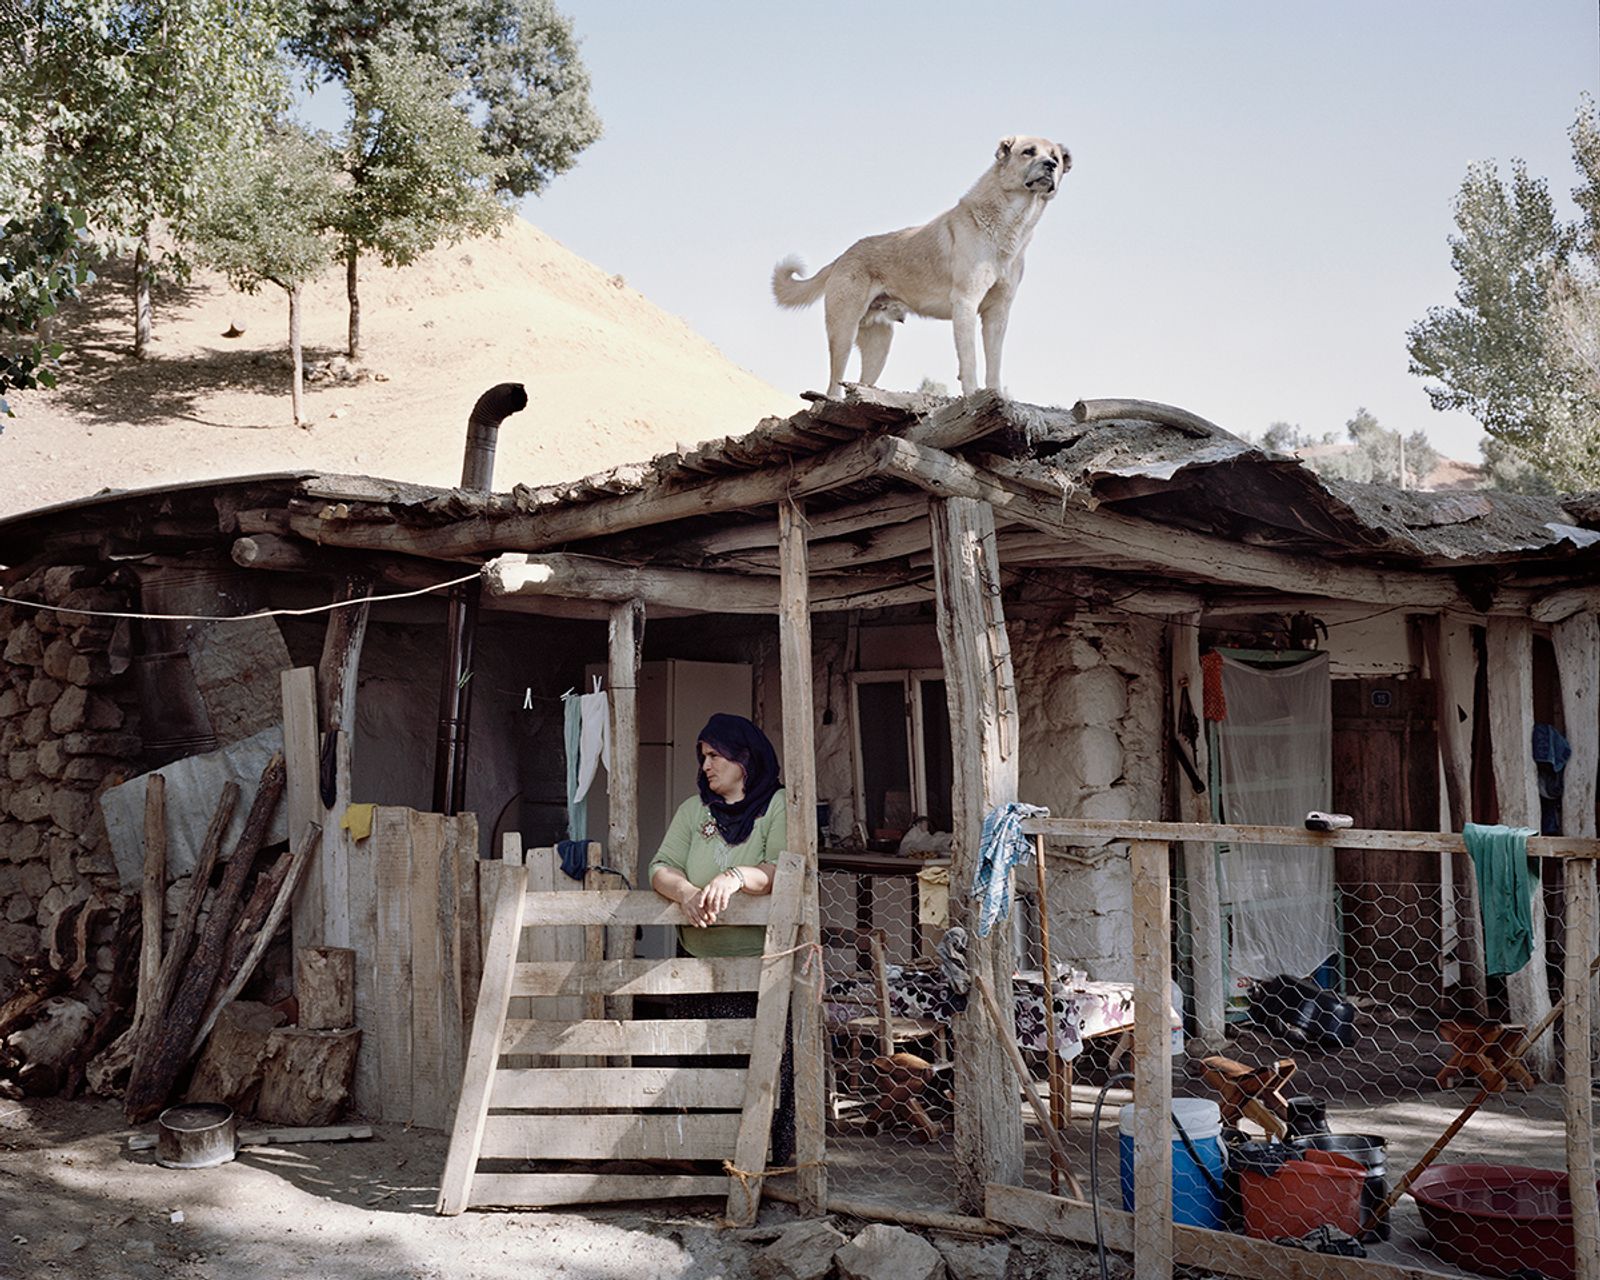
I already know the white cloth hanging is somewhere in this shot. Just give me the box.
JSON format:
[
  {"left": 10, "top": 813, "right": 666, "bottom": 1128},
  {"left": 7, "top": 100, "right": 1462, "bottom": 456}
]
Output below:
[{"left": 572, "top": 675, "right": 611, "bottom": 805}]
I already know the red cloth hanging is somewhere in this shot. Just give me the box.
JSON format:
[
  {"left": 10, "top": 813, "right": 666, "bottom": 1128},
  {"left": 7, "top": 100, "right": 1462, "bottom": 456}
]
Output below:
[{"left": 1201, "top": 650, "right": 1227, "bottom": 721}]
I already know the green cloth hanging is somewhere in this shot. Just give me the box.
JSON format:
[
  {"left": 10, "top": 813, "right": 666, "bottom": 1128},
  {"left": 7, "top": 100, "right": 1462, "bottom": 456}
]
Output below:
[{"left": 1463, "top": 823, "right": 1538, "bottom": 977}]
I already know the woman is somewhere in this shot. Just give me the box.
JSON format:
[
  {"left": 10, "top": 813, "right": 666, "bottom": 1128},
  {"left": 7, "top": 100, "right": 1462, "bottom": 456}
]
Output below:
[
  {"left": 648, "top": 712, "right": 793, "bottom": 1164},
  {"left": 648, "top": 713, "right": 788, "bottom": 952}
]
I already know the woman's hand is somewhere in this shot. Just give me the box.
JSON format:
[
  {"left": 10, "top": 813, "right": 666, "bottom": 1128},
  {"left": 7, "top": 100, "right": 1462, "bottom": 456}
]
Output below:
[{"left": 692, "top": 868, "right": 745, "bottom": 924}]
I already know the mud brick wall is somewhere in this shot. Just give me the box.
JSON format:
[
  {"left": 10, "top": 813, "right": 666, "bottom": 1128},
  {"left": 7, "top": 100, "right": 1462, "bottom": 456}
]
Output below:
[{"left": 0, "top": 565, "right": 141, "bottom": 998}]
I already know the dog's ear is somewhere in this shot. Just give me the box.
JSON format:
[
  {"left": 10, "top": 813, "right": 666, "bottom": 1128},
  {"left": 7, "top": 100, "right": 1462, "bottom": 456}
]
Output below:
[
  {"left": 1057, "top": 144, "right": 1073, "bottom": 172},
  {"left": 995, "top": 136, "right": 1016, "bottom": 162}
]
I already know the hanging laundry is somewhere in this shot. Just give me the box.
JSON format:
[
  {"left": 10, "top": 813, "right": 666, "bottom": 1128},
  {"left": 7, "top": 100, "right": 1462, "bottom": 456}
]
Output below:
[
  {"left": 1533, "top": 723, "right": 1572, "bottom": 836},
  {"left": 1463, "top": 822, "right": 1538, "bottom": 977},
  {"left": 971, "top": 801, "right": 1049, "bottom": 937},
  {"left": 555, "top": 839, "right": 590, "bottom": 882},
  {"left": 562, "top": 689, "right": 586, "bottom": 842}
]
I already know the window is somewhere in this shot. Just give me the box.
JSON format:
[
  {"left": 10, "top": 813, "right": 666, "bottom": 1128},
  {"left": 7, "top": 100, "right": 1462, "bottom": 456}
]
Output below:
[{"left": 850, "top": 670, "right": 953, "bottom": 836}]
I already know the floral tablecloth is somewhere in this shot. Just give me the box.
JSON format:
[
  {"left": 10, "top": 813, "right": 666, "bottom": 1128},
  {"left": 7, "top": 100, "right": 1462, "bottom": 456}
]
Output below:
[{"left": 825, "top": 967, "right": 1177, "bottom": 1062}]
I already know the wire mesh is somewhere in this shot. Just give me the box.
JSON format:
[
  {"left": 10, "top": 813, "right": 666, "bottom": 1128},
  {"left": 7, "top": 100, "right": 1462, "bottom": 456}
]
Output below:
[{"left": 812, "top": 844, "right": 1598, "bottom": 1279}]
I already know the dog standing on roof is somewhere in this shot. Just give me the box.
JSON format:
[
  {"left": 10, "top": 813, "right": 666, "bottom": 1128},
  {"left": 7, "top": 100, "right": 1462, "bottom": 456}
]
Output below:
[{"left": 771, "top": 134, "right": 1070, "bottom": 399}]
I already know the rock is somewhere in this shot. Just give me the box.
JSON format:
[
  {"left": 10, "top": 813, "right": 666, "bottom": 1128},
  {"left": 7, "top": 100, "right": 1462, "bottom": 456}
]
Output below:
[
  {"left": 7, "top": 750, "right": 35, "bottom": 782},
  {"left": 751, "top": 1219, "right": 849, "bottom": 1280},
  {"left": 20, "top": 708, "right": 50, "bottom": 745},
  {"left": 85, "top": 693, "right": 123, "bottom": 730},
  {"left": 36, "top": 740, "right": 66, "bottom": 779},
  {"left": 39, "top": 566, "right": 102, "bottom": 603},
  {"left": 934, "top": 1239, "right": 1011, "bottom": 1280},
  {"left": 40, "top": 637, "right": 76, "bottom": 682},
  {"left": 835, "top": 1224, "right": 946, "bottom": 1280},
  {"left": 65, "top": 652, "right": 113, "bottom": 687},
  {"left": 49, "top": 788, "right": 96, "bottom": 837},
  {"left": 26, "top": 676, "right": 64, "bottom": 708},
  {"left": 76, "top": 847, "right": 117, "bottom": 876},
  {"left": 3, "top": 622, "right": 43, "bottom": 666},
  {"left": 61, "top": 731, "right": 140, "bottom": 757},
  {"left": 48, "top": 835, "right": 77, "bottom": 883},
  {"left": 5, "top": 894, "right": 33, "bottom": 922},
  {"left": 19, "top": 860, "right": 51, "bottom": 897},
  {"left": 0, "top": 823, "right": 43, "bottom": 863},
  {"left": 7, "top": 783, "right": 51, "bottom": 823},
  {"left": 62, "top": 758, "right": 109, "bottom": 784},
  {"left": 0, "top": 687, "right": 22, "bottom": 717},
  {"left": 48, "top": 685, "right": 88, "bottom": 734},
  {"left": 0, "top": 922, "right": 40, "bottom": 956}
]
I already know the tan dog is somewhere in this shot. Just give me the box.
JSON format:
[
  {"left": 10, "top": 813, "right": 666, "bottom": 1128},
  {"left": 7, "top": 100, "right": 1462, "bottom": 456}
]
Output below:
[{"left": 772, "top": 135, "right": 1070, "bottom": 398}]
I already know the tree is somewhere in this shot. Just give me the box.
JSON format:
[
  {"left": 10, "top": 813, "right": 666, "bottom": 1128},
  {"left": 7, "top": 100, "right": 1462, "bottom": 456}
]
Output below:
[
  {"left": 289, "top": 0, "right": 601, "bottom": 358},
  {"left": 1407, "top": 100, "right": 1600, "bottom": 491},
  {"left": 2, "top": 0, "right": 287, "bottom": 357},
  {"left": 1252, "top": 409, "right": 1439, "bottom": 489},
  {"left": 0, "top": 204, "right": 95, "bottom": 417},
  {"left": 334, "top": 43, "right": 505, "bottom": 359},
  {"left": 189, "top": 123, "right": 339, "bottom": 427}
]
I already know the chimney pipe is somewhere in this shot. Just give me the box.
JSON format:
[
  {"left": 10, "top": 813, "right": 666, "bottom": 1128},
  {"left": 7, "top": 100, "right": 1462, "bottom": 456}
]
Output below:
[{"left": 433, "top": 382, "right": 528, "bottom": 816}]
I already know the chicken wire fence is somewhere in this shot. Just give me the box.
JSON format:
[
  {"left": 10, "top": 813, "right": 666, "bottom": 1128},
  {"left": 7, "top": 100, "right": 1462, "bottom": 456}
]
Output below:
[{"left": 812, "top": 843, "right": 1598, "bottom": 1280}]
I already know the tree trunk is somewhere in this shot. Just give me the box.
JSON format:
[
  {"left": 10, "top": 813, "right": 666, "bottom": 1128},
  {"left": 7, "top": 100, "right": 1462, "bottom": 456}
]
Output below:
[
  {"left": 288, "top": 284, "right": 306, "bottom": 428},
  {"left": 133, "top": 227, "right": 153, "bottom": 358},
  {"left": 346, "top": 247, "right": 361, "bottom": 362}
]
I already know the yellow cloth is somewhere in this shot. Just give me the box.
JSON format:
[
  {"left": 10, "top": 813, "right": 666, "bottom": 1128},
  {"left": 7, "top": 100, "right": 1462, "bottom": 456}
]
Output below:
[
  {"left": 917, "top": 865, "right": 950, "bottom": 927},
  {"left": 340, "top": 803, "right": 376, "bottom": 841}
]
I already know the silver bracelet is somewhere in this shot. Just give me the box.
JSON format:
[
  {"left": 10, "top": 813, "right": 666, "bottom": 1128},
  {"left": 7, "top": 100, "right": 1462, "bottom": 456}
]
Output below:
[{"left": 724, "top": 865, "right": 746, "bottom": 890}]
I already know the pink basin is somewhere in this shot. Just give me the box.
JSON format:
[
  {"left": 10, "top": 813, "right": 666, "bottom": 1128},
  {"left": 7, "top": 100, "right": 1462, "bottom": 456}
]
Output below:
[{"left": 1409, "top": 1163, "right": 1586, "bottom": 1280}]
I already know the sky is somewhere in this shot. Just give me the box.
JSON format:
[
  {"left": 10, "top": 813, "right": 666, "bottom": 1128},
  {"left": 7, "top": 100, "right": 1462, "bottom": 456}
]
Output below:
[{"left": 502, "top": 2, "right": 1600, "bottom": 462}]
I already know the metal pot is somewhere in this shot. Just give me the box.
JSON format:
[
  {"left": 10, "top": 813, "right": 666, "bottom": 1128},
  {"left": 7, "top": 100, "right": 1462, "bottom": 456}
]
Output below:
[{"left": 155, "top": 1103, "right": 238, "bottom": 1169}]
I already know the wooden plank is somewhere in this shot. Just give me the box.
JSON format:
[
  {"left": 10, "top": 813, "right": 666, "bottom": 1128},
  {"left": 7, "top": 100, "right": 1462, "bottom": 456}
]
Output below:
[
  {"left": 1169, "top": 612, "right": 1223, "bottom": 1046},
  {"left": 501, "top": 1017, "right": 755, "bottom": 1057},
  {"left": 779, "top": 496, "right": 828, "bottom": 1216},
  {"left": 344, "top": 792, "right": 378, "bottom": 1114},
  {"left": 519, "top": 889, "right": 776, "bottom": 926},
  {"left": 582, "top": 843, "right": 611, "bottom": 1022},
  {"left": 1553, "top": 609, "right": 1600, "bottom": 1070},
  {"left": 607, "top": 600, "right": 644, "bottom": 1033},
  {"left": 136, "top": 773, "right": 166, "bottom": 1039},
  {"left": 985, "top": 1183, "right": 1459, "bottom": 1280},
  {"left": 469, "top": 1173, "right": 727, "bottom": 1209},
  {"left": 930, "top": 494, "right": 1024, "bottom": 1212},
  {"left": 435, "top": 814, "right": 465, "bottom": 1131},
  {"left": 282, "top": 667, "right": 323, "bottom": 954},
  {"left": 1487, "top": 615, "right": 1554, "bottom": 1079},
  {"left": 407, "top": 809, "right": 448, "bottom": 1130},
  {"left": 373, "top": 808, "right": 413, "bottom": 1124},
  {"left": 541, "top": 845, "right": 589, "bottom": 1069},
  {"left": 1564, "top": 855, "right": 1600, "bottom": 1280},
  {"left": 1018, "top": 817, "right": 1600, "bottom": 859},
  {"left": 503, "top": 834, "right": 533, "bottom": 1069},
  {"left": 455, "top": 818, "right": 482, "bottom": 1036},
  {"left": 510, "top": 957, "right": 763, "bottom": 998},
  {"left": 488, "top": 1066, "right": 746, "bottom": 1110},
  {"left": 478, "top": 1112, "right": 738, "bottom": 1161},
  {"left": 726, "top": 849, "right": 806, "bottom": 1225},
  {"left": 436, "top": 860, "right": 527, "bottom": 1215},
  {"left": 1130, "top": 839, "right": 1173, "bottom": 1280}
]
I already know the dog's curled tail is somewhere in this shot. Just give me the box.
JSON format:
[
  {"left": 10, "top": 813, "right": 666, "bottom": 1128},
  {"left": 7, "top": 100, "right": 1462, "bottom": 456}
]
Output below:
[{"left": 771, "top": 255, "right": 831, "bottom": 310}]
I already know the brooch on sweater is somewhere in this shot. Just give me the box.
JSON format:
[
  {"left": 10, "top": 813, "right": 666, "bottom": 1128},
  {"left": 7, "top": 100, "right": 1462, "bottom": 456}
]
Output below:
[{"left": 699, "top": 816, "right": 718, "bottom": 841}]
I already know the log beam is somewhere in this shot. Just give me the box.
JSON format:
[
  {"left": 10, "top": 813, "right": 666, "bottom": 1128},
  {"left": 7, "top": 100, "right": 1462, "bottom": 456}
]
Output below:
[{"left": 930, "top": 495, "right": 1024, "bottom": 1210}]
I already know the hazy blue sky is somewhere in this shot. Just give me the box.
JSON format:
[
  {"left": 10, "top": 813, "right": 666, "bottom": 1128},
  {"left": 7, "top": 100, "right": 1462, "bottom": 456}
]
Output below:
[{"left": 507, "top": 3, "right": 1600, "bottom": 460}]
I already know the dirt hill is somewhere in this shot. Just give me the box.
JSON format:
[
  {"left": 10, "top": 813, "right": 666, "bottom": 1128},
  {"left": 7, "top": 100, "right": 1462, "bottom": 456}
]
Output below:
[{"left": 0, "top": 216, "right": 803, "bottom": 520}]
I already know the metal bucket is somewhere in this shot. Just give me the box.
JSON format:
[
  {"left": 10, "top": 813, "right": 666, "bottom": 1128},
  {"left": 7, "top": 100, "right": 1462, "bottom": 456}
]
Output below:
[{"left": 155, "top": 1103, "right": 238, "bottom": 1169}]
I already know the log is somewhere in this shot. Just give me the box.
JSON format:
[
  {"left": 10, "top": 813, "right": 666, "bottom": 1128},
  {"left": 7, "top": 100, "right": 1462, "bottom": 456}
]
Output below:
[
  {"left": 65, "top": 905, "right": 141, "bottom": 1098},
  {"left": 136, "top": 773, "right": 166, "bottom": 1037},
  {"left": 123, "top": 753, "right": 286, "bottom": 1122},
  {"left": 220, "top": 842, "right": 295, "bottom": 986},
  {"left": 184, "top": 1000, "right": 285, "bottom": 1112},
  {"left": 0, "top": 966, "right": 67, "bottom": 1041},
  {"left": 1070, "top": 397, "right": 1221, "bottom": 437},
  {"left": 296, "top": 947, "right": 355, "bottom": 1030},
  {"left": 255, "top": 1026, "right": 361, "bottom": 1125}
]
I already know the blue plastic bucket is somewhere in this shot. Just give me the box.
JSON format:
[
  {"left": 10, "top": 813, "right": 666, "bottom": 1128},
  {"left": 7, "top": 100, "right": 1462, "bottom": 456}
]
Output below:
[{"left": 1119, "top": 1097, "right": 1227, "bottom": 1229}]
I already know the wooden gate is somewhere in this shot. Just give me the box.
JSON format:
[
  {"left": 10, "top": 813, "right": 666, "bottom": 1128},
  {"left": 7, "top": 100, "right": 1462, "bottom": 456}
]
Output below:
[{"left": 437, "top": 849, "right": 804, "bottom": 1224}]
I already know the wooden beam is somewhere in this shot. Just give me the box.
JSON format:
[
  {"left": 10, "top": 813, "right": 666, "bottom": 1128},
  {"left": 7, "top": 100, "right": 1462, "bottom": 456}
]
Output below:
[
  {"left": 284, "top": 668, "right": 323, "bottom": 957},
  {"left": 291, "top": 433, "right": 900, "bottom": 560},
  {"left": 878, "top": 436, "right": 1467, "bottom": 608},
  {"left": 1169, "top": 615, "right": 1224, "bottom": 1046},
  {"left": 710, "top": 515, "right": 935, "bottom": 576},
  {"left": 232, "top": 533, "right": 461, "bottom": 593},
  {"left": 1534, "top": 586, "right": 1600, "bottom": 624},
  {"left": 778, "top": 498, "right": 828, "bottom": 1216},
  {"left": 985, "top": 1183, "right": 1459, "bottom": 1280},
  {"left": 930, "top": 495, "right": 1024, "bottom": 1210},
  {"left": 1130, "top": 839, "right": 1174, "bottom": 1280},
  {"left": 668, "top": 491, "right": 929, "bottom": 558},
  {"left": 1553, "top": 609, "right": 1600, "bottom": 1078},
  {"left": 136, "top": 773, "right": 166, "bottom": 1043},
  {"left": 482, "top": 552, "right": 924, "bottom": 614},
  {"left": 607, "top": 598, "right": 644, "bottom": 1030},
  {"left": 1563, "top": 855, "right": 1599, "bottom": 1280},
  {"left": 1487, "top": 615, "right": 1554, "bottom": 1079},
  {"left": 1419, "top": 614, "right": 1486, "bottom": 1012},
  {"left": 1071, "top": 398, "right": 1222, "bottom": 437}
]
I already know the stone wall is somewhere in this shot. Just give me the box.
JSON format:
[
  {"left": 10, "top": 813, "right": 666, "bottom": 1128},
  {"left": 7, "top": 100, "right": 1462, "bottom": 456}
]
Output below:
[{"left": 0, "top": 566, "right": 141, "bottom": 997}]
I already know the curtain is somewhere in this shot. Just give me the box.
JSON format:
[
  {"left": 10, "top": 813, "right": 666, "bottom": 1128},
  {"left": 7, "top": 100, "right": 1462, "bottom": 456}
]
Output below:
[{"left": 1217, "top": 652, "right": 1335, "bottom": 982}]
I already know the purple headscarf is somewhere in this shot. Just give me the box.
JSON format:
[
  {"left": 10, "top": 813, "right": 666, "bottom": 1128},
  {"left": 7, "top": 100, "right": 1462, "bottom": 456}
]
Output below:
[{"left": 695, "top": 713, "right": 782, "bottom": 846}]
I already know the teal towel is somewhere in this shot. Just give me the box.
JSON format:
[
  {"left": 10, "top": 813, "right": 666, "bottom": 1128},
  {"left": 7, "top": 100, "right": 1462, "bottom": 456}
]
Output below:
[{"left": 1463, "top": 823, "right": 1538, "bottom": 977}]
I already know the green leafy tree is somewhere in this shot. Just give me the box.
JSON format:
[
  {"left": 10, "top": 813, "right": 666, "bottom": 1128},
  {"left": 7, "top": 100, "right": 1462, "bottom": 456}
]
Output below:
[
  {"left": 0, "top": 204, "right": 95, "bottom": 417},
  {"left": 189, "top": 123, "right": 339, "bottom": 427},
  {"left": 289, "top": 0, "right": 601, "bottom": 358},
  {"left": 1253, "top": 409, "right": 1439, "bottom": 488},
  {"left": 334, "top": 43, "right": 505, "bottom": 359},
  {"left": 1407, "top": 100, "right": 1600, "bottom": 491},
  {"left": 2, "top": 0, "right": 287, "bottom": 358}
]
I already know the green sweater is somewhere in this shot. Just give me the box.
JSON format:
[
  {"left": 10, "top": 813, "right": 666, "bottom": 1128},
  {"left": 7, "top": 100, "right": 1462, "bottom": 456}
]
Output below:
[{"left": 647, "top": 791, "right": 787, "bottom": 957}]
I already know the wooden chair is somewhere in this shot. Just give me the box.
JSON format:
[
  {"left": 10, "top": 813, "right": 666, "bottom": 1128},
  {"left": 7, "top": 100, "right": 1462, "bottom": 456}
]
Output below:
[
  {"left": 841, "top": 929, "right": 948, "bottom": 1075},
  {"left": 1436, "top": 1019, "right": 1537, "bottom": 1092},
  {"left": 1199, "top": 1054, "right": 1297, "bottom": 1140}
]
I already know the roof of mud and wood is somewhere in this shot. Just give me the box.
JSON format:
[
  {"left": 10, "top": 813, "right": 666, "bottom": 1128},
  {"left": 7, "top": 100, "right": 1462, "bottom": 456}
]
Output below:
[{"left": 2, "top": 389, "right": 1598, "bottom": 620}]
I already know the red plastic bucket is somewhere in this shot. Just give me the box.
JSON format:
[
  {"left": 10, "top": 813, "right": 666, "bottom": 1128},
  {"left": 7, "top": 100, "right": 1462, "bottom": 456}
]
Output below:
[{"left": 1241, "top": 1148, "right": 1366, "bottom": 1239}]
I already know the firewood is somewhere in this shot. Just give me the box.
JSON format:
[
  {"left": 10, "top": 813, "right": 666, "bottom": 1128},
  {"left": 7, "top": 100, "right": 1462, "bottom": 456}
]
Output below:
[
  {"left": 123, "top": 753, "right": 285, "bottom": 1122},
  {"left": 255, "top": 1027, "right": 361, "bottom": 1126},
  {"left": 184, "top": 1000, "right": 285, "bottom": 1112},
  {"left": 219, "top": 840, "right": 293, "bottom": 986},
  {"left": 134, "top": 773, "right": 166, "bottom": 1039},
  {"left": 295, "top": 947, "right": 355, "bottom": 1030},
  {"left": 0, "top": 965, "right": 67, "bottom": 1040},
  {"left": 65, "top": 905, "right": 141, "bottom": 1099}
]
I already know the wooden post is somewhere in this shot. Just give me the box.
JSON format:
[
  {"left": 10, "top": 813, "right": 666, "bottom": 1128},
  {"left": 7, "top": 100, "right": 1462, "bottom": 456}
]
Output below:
[
  {"left": 930, "top": 495, "right": 1024, "bottom": 1210},
  {"left": 297, "top": 947, "right": 356, "bottom": 1029},
  {"left": 1032, "top": 834, "right": 1068, "bottom": 1191},
  {"left": 1554, "top": 610, "right": 1600, "bottom": 1104},
  {"left": 1131, "top": 838, "right": 1174, "bottom": 1280},
  {"left": 136, "top": 773, "right": 166, "bottom": 1038},
  {"left": 607, "top": 599, "right": 643, "bottom": 1029},
  {"left": 1169, "top": 613, "right": 1223, "bottom": 1046},
  {"left": 1486, "top": 616, "right": 1554, "bottom": 1078},
  {"left": 1564, "top": 855, "right": 1599, "bottom": 1280},
  {"left": 283, "top": 668, "right": 323, "bottom": 955},
  {"left": 778, "top": 497, "right": 827, "bottom": 1215},
  {"left": 1421, "top": 614, "right": 1487, "bottom": 1012}
]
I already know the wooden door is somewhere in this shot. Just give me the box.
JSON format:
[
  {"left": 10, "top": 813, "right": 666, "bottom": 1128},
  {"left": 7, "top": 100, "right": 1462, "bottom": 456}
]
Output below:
[{"left": 1331, "top": 678, "right": 1442, "bottom": 1010}]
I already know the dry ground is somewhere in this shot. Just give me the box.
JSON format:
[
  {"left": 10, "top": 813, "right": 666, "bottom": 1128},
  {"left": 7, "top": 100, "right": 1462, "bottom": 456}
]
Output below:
[{"left": 0, "top": 217, "right": 803, "bottom": 521}]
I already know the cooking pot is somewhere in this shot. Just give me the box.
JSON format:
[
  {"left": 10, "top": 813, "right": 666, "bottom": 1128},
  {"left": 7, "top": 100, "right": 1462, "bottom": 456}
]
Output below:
[{"left": 155, "top": 1102, "right": 238, "bottom": 1169}]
